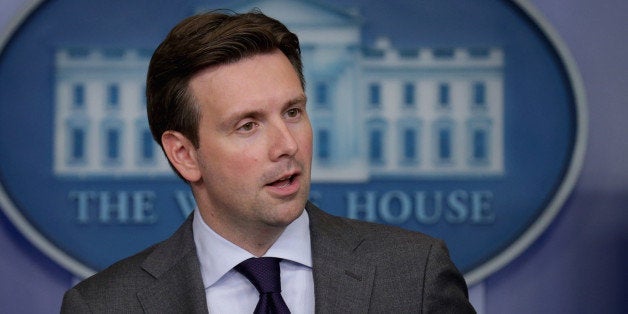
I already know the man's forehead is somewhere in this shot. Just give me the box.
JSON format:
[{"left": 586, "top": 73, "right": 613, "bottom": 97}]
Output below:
[
  {"left": 190, "top": 49, "right": 287, "bottom": 82},
  {"left": 190, "top": 53, "right": 301, "bottom": 102}
]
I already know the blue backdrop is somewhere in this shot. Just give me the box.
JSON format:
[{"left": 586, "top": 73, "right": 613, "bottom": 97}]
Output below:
[{"left": 0, "top": 0, "right": 626, "bottom": 313}]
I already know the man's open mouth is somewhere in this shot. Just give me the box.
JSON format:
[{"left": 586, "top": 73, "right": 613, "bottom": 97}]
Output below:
[{"left": 268, "top": 174, "right": 296, "bottom": 188}]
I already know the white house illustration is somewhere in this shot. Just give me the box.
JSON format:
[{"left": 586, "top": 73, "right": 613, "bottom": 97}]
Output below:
[{"left": 53, "top": 0, "right": 504, "bottom": 181}]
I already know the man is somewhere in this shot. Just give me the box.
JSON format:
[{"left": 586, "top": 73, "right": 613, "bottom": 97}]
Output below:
[{"left": 61, "top": 11, "right": 475, "bottom": 313}]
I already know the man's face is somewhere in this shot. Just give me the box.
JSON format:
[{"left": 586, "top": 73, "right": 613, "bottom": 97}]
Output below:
[{"left": 187, "top": 50, "right": 312, "bottom": 238}]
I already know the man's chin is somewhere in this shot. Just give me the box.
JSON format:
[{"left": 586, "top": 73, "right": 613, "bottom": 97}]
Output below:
[{"left": 268, "top": 202, "right": 306, "bottom": 226}]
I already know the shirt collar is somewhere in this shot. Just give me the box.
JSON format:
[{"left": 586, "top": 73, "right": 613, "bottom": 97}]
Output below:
[{"left": 192, "top": 208, "right": 312, "bottom": 289}]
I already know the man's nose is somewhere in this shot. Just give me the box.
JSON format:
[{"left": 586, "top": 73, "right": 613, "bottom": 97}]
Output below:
[{"left": 268, "top": 120, "right": 298, "bottom": 161}]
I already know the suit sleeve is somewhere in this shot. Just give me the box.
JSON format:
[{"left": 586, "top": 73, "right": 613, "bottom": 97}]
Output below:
[
  {"left": 61, "top": 287, "right": 92, "bottom": 314},
  {"left": 422, "top": 239, "right": 476, "bottom": 314}
]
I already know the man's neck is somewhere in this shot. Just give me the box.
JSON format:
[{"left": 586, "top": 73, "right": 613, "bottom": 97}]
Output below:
[{"left": 197, "top": 209, "right": 287, "bottom": 257}]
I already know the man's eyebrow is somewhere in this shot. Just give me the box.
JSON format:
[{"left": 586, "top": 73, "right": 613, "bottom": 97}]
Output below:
[
  {"left": 220, "top": 108, "right": 264, "bottom": 130},
  {"left": 283, "top": 94, "right": 308, "bottom": 110}
]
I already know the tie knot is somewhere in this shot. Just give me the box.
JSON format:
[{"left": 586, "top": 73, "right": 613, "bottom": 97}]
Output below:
[{"left": 235, "top": 257, "right": 282, "bottom": 294}]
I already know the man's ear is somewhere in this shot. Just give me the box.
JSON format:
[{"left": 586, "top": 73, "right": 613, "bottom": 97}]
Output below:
[{"left": 161, "top": 131, "right": 202, "bottom": 182}]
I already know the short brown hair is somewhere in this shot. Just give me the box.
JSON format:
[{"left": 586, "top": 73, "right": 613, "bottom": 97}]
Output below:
[{"left": 146, "top": 10, "right": 304, "bottom": 152}]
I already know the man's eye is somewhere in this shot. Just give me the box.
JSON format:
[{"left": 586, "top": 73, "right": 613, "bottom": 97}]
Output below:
[
  {"left": 238, "top": 122, "right": 256, "bottom": 132},
  {"left": 285, "top": 108, "right": 301, "bottom": 118}
]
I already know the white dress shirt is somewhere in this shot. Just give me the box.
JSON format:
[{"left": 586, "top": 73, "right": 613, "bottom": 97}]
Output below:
[{"left": 192, "top": 209, "right": 315, "bottom": 314}]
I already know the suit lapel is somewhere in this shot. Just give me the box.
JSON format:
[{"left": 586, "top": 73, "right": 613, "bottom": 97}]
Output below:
[
  {"left": 136, "top": 214, "right": 208, "bottom": 313},
  {"left": 307, "top": 202, "right": 375, "bottom": 313}
]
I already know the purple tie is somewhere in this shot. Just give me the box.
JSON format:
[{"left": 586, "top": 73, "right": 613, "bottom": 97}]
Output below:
[{"left": 235, "top": 257, "right": 291, "bottom": 314}]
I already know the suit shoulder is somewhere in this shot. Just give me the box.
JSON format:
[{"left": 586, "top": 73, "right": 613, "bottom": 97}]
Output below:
[
  {"left": 62, "top": 215, "right": 201, "bottom": 312},
  {"left": 68, "top": 214, "right": 196, "bottom": 297},
  {"left": 61, "top": 243, "right": 160, "bottom": 313},
  {"left": 308, "top": 203, "right": 441, "bottom": 252},
  {"left": 328, "top": 208, "right": 438, "bottom": 242},
  {"left": 70, "top": 243, "right": 158, "bottom": 296}
]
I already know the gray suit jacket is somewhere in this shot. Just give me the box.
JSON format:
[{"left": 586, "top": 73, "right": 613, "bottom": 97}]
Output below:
[{"left": 61, "top": 202, "right": 475, "bottom": 313}]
